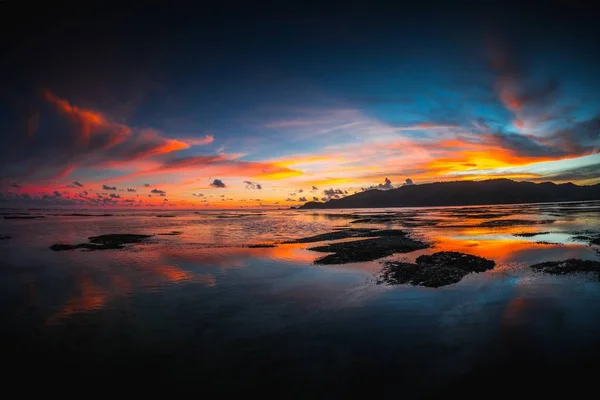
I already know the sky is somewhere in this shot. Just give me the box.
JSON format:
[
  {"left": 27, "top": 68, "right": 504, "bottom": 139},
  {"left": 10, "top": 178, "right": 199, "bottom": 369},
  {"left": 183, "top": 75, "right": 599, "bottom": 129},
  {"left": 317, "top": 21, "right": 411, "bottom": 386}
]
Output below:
[{"left": 1, "top": 3, "right": 599, "bottom": 208}]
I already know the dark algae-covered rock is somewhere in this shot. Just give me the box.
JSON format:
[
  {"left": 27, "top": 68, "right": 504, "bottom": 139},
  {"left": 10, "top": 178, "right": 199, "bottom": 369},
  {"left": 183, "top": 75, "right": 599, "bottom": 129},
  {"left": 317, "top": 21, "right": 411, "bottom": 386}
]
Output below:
[
  {"left": 51, "top": 234, "right": 152, "bottom": 251},
  {"left": 4, "top": 215, "right": 45, "bottom": 219},
  {"left": 284, "top": 228, "right": 378, "bottom": 243},
  {"left": 479, "top": 219, "right": 555, "bottom": 228},
  {"left": 513, "top": 231, "right": 552, "bottom": 237},
  {"left": 309, "top": 235, "right": 428, "bottom": 264},
  {"left": 409, "top": 265, "right": 467, "bottom": 287},
  {"left": 88, "top": 234, "right": 151, "bottom": 246},
  {"left": 416, "top": 251, "right": 495, "bottom": 273},
  {"left": 379, "top": 251, "right": 496, "bottom": 288},
  {"left": 50, "top": 243, "right": 103, "bottom": 251},
  {"left": 530, "top": 259, "right": 600, "bottom": 277}
]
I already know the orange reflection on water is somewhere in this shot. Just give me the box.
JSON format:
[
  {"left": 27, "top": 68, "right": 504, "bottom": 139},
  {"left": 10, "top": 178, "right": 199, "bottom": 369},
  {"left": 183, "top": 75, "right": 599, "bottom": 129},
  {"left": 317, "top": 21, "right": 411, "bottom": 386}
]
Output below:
[
  {"left": 151, "top": 264, "right": 192, "bottom": 282},
  {"left": 47, "top": 274, "right": 106, "bottom": 324},
  {"left": 159, "top": 243, "right": 317, "bottom": 267},
  {"left": 46, "top": 257, "right": 211, "bottom": 324},
  {"left": 431, "top": 235, "right": 584, "bottom": 267}
]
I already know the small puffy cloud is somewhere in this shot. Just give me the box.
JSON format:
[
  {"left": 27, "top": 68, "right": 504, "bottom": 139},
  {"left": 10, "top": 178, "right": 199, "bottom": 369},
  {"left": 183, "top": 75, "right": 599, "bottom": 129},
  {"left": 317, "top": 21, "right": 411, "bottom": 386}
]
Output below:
[
  {"left": 73, "top": 181, "right": 84, "bottom": 187},
  {"left": 313, "top": 196, "right": 319, "bottom": 201},
  {"left": 323, "top": 188, "right": 344, "bottom": 196},
  {"left": 11, "top": 183, "right": 22, "bottom": 189},
  {"left": 127, "top": 188, "right": 136, "bottom": 192},
  {"left": 144, "top": 183, "right": 151, "bottom": 187},
  {"left": 192, "top": 193, "right": 204, "bottom": 197},
  {"left": 299, "top": 197, "right": 307, "bottom": 201},
  {"left": 311, "top": 186, "right": 318, "bottom": 191},
  {"left": 321, "top": 197, "right": 328, "bottom": 201},
  {"left": 243, "top": 181, "right": 262, "bottom": 189},
  {"left": 362, "top": 177, "right": 394, "bottom": 191},
  {"left": 53, "top": 190, "right": 62, "bottom": 197},
  {"left": 102, "top": 184, "right": 117, "bottom": 191},
  {"left": 151, "top": 189, "right": 166, "bottom": 195},
  {"left": 285, "top": 198, "right": 295, "bottom": 202},
  {"left": 110, "top": 193, "right": 120, "bottom": 198},
  {"left": 163, "top": 198, "right": 168, "bottom": 202},
  {"left": 210, "top": 179, "right": 226, "bottom": 188},
  {"left": 403, "top": 178, "right": 414, "bottom": 186},
  {"left": 379, "top": 177, "right": 393, "bottom": 189},
  {"left": 298, "top": 189, "right": 304, "bottom": 193}
]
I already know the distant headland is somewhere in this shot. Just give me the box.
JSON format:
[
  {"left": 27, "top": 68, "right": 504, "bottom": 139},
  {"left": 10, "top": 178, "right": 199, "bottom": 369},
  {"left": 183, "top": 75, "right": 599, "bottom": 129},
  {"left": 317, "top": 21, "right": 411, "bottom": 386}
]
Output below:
[{"left": 297, "top": 179, "right": 600, "bottom": 209}]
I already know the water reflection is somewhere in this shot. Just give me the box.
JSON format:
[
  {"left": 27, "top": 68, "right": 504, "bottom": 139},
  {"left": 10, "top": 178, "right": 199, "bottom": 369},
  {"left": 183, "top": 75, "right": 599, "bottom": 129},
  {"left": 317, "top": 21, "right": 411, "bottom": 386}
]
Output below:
[{"left": 1, "top": 202, "right": 599, "bottom": 335}]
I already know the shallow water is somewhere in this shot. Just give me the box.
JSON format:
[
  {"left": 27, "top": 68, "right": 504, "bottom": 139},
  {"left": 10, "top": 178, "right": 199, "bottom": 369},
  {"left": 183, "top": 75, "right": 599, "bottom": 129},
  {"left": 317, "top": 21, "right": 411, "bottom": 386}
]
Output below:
[{"left": 1, "top": 202, "right": 600, "bottom": 395}]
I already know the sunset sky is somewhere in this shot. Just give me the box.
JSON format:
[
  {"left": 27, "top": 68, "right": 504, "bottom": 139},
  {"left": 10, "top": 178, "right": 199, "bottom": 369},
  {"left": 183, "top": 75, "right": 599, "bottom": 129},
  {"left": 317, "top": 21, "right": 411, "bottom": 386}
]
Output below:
[{"left": 2, "top": 4, "right": 599, "bottom": 208}]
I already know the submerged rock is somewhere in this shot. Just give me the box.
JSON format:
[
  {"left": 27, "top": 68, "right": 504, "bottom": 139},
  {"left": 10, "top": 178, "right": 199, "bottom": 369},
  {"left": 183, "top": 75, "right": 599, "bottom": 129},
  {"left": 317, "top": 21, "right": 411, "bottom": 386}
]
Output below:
[
  {"left": 50, "top": 243, "right": 103, "bottom": 251},
  {"left": 247, "top": 243, "right": 277, "bottom": 248},
  {"left": 309, "top": 235, "right": 428, "bottom": 264},
  {"left": 479, "top": 219, "right": 555, "bottom": 228},
  {"left": 51, "top": 234, "right": 152, "bottom": 251},
  {"left": 513, "top": 231, "right": 552, "bottom": 237},
  {"left": 530, "top": 259, "right": 600, "bottom": 276},
  {"left": 4, "top": 215, "right": 45, "bottom": 220},
  {"left": 284, "top": 228, "right": 379, "bottom": 244},
  {"left": 379, "top": 251, "right": 496, "bottom": 288},
  {"left": 88, "top": 234, "right": 151, "bottom": 246}
]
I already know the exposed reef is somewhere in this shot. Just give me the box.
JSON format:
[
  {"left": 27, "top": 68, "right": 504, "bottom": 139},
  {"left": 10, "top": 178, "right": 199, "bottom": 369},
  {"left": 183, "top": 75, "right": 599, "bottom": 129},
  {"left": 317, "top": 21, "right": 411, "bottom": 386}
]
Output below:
[
  {"left": 4, "top": 216, "right": 45, "bottom": 220},
  {"left": 478, "top": 219, "right": 555, "bottom": 228},
  {"left": 309, "top": 233, "right": 428, "bottom": 264},
  {"left": 379, "top": 251, "right": 496, "bottom": 288},
  {"left": 529, "top": 259, "right": 600, "bottom": 277},
  {"left": 50, "top": 234, "right": 152, "bottom": 251}
]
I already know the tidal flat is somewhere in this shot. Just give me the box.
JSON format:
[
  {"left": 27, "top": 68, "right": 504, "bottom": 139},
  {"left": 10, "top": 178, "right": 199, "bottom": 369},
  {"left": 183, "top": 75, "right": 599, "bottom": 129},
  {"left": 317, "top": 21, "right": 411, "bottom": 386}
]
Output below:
[{"left": 1, "top": 201, "right": 600, "bottom": 395}]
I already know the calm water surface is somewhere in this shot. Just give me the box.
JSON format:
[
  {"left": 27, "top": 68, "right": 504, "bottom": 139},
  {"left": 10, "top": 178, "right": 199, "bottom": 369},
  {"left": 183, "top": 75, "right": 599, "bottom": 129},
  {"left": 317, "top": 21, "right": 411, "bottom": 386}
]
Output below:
[{"left": 1, "top": 202, "right": 600, "bottom": 395}]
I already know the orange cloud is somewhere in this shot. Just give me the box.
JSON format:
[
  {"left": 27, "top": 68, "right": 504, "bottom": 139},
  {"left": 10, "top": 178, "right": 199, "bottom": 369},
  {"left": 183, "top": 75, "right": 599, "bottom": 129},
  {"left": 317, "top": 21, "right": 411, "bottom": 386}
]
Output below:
[
  {"left": 43, "top": 89, "right": 131, "bottom": 148},
  {"left": 183, "top": 134, "right": 215, "bottom": 146}
]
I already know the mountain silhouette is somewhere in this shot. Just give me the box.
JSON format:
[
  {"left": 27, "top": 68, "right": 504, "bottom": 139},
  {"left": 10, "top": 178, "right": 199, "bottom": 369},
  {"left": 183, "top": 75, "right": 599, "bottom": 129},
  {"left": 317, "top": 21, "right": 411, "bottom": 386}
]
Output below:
[{"left": 298, "top": 179, "right": 600, "bottom": 209}]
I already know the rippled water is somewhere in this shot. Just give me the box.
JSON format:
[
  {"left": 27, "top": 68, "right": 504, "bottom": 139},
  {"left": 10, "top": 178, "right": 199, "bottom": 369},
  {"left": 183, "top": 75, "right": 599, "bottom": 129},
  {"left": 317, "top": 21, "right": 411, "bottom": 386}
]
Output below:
[{"left": 2, "top": 202, "right": 600, "bottom": 395}]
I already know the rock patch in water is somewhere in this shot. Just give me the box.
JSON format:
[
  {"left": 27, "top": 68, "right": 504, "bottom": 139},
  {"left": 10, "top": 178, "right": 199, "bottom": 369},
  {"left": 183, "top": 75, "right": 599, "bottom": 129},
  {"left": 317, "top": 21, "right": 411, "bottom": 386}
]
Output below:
[
  {"left": 479, "top": 219, "right": 555, "bottom": 228},
  {"left": 529, "top": 259, "right": 600, "bottom": 277},
  {"left": 4, "top": 215, "right": 45, "bottom": 220},
  {"left": 309, "top": 234, "right": 428, "bottom": 264},
  {"left": 513, "top": 231, "right": 552, "bottom": 237},
  {"left": 379, "top": 251, "right": 496, "bottom": 288},
  {"left": 50, "top": 234, "right": 152, "bottom": 251}
]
